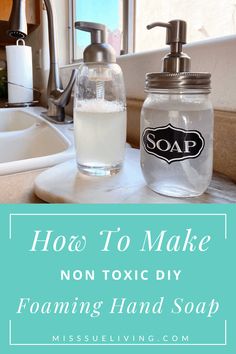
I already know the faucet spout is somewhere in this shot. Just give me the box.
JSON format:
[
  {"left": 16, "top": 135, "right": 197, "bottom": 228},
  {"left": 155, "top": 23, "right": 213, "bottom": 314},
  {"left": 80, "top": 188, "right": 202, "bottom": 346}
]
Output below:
[
  {"left": 43, "top": 0, "right": 62, "bottom": 96},
  {"left": 42, "top": 0, "right": 75, "bottom": 123}
]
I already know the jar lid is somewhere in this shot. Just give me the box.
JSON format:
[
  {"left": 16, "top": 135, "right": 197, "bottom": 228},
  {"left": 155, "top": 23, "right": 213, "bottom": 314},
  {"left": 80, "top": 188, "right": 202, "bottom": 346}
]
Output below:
[{"left": 145, "top": 72, "right": 211, "bottom": 91}]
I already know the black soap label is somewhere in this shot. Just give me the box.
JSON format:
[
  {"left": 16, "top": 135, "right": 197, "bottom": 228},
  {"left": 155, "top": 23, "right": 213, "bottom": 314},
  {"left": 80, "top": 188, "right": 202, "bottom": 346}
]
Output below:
[{"left": 142, "top": 124, "right": 205, "bottom": 164}]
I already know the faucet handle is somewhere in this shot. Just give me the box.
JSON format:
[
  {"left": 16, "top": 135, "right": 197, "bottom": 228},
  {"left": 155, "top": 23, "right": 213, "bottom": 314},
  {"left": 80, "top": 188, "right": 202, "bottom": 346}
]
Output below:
[
  {"left": 46, "top": 69, "right": 77, "bottom": 123},
  {"left": 50, "top": 69, "right": 78, "bottom": 108}
]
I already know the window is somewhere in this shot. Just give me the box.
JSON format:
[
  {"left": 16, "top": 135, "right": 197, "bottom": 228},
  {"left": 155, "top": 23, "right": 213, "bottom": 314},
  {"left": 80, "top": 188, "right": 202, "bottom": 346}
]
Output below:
[{"left": 71, "top": 0, "right": 134, "bottom": 61}]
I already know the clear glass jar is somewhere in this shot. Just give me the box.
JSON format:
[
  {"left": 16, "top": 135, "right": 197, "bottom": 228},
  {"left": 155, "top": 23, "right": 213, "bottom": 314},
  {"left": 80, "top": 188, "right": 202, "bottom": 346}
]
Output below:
[
  {"left": 74, "top": 63, "right": 127, "bottom": 176},
  {"left": 141, "top": 89, "right": 214, "bottom": 197}
]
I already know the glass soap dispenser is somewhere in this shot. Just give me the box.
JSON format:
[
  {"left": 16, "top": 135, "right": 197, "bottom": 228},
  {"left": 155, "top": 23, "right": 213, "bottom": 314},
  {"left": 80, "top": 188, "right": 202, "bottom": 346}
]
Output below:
[
  {"left": 141, "top": 20, "right": 213, "bottom": 197},
  {"left": 74, "top": 21, "right": 127, "bottom": 176}
]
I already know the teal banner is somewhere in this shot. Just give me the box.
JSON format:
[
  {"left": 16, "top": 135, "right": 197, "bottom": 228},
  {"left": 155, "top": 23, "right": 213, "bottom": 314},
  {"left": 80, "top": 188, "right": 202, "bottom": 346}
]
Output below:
[{"left": 0, "top": 204, "right": 235, "bottom": 353}]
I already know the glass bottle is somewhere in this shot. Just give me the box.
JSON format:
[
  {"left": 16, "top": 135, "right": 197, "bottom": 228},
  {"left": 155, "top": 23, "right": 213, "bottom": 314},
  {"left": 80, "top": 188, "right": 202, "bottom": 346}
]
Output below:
[
  {"left": 140, "top": 20, "right": 214, "bottom": 197},
  {"left": 74, "top": 22, "right": 127, "bottom": 176},
  {"left": 141, "top": 86, "right": 213, "bottom": 197}
]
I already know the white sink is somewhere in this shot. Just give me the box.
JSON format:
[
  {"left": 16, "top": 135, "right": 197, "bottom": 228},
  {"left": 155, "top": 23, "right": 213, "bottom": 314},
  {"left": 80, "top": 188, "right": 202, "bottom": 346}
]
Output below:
[
  {"left": 0, "top": 107, "right": 75, "bottom": 175},
  {"left": 0, "top": 110, "right": 36, "bottom": 132}
]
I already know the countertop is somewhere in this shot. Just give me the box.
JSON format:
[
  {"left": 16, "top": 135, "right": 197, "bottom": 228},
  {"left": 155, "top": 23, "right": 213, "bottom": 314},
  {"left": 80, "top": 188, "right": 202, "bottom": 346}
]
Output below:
[
  {"left": 0, "top": 169, "right": 44, "bottom": 203},
  {"left": 1, "top": 166, "right": 236, "bottom": 204}
]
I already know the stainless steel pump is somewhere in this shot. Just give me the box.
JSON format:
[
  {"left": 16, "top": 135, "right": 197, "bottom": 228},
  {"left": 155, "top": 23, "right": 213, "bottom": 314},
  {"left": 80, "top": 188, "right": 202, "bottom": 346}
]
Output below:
[
  {"left": 75, "top": 21, "right": 116, "bottom": 64},
  {"left": 147, "top": 20, "right": 191, "bottom": 73},
  {"left": 145, "top": 19, "right": 211, "bottom": 91}
]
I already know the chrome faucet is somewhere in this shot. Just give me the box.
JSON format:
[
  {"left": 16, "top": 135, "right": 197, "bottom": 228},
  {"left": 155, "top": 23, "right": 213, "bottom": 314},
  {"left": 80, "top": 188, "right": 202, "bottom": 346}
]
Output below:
[{"left": 8, "top": 0, "right": 77, "bottom": 124}]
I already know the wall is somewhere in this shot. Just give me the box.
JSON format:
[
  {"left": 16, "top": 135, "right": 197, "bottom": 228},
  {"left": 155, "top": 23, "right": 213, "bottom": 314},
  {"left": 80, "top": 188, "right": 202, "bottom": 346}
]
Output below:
[{"left": 135, "top": 0, "right": 236, "bottom": 52}]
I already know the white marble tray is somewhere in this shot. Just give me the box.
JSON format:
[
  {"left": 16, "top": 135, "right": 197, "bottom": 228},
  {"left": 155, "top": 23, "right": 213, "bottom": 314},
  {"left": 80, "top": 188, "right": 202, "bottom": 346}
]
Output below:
[{"left": 34, "top": 149, "right": 236, "bottom": 204}]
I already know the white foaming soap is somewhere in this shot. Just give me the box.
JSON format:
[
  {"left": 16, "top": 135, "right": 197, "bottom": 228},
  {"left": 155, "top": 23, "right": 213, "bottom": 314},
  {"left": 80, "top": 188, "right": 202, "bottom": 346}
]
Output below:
[{"left": 74, "top": 100, "right": 126, "bottom": 174}]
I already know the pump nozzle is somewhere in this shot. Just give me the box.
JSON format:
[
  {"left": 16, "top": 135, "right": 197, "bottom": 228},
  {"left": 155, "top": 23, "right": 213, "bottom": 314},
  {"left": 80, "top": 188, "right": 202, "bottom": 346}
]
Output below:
[
  {"left": 75, "top": 21, "right": 116, "bottom": 63},
  {"left": 75, "top": 21, "right": 107, "bottom": 43},
  {"left": 147, "top": 20, "right": 190, "bottom": 73}
]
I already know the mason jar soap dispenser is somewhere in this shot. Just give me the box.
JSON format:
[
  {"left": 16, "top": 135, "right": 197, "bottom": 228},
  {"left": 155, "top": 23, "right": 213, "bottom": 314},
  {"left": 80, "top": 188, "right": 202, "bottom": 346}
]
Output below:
[
  {"left": 141, "top": 20, "right": 213, "bottom": 197},
  {"left": 74, "top": 22, "right": 127, "bottom": 176}
]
